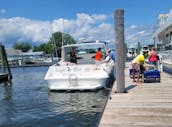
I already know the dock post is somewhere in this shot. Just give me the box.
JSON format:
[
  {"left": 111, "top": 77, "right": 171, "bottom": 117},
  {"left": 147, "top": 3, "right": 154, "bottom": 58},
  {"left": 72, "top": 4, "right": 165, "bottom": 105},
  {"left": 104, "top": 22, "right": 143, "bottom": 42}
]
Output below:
[
  {"left": 0, "top": 45, "right": 6, "bottom": 73},
  {"left": 114, "top": 9, "right": 125, "bottom": 93},
  {"left": 0, "top": 44, "right": 12, "bottom": 81}
]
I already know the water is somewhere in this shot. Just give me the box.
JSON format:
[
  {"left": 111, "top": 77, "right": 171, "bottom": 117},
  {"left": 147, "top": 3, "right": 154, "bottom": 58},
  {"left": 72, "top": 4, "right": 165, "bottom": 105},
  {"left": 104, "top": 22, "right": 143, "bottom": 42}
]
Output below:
[{"left": 0, "top": 66, "right": 110, "bottom": 127}]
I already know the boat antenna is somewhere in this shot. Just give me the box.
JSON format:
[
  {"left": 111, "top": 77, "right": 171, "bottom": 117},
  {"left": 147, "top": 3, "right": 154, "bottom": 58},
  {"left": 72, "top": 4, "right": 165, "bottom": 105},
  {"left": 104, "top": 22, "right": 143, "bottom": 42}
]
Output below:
[
  {"left": 62, "top": 18, "right": 64, "bottom": 46},
  {"left": 51, "top": 22, "right": 58, "bottom": 57},
  {"left": 52, "top": 33, "right": 58, "bottom": 57}
]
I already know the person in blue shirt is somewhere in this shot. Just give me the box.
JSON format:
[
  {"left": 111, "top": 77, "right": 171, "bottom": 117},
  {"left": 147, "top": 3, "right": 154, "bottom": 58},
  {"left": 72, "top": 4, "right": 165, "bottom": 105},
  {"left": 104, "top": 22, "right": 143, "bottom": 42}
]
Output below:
[
  {"left": 109, "top": 50, "right": 115, "bottom": 62},
  {"left": 108, "top": 49, "right": 116, "bottom": 79}
]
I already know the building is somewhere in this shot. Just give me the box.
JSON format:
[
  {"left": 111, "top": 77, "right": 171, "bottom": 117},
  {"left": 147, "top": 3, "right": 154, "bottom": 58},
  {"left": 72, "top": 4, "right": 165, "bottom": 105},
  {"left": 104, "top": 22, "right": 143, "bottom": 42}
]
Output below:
[
  {"left": 5, "top": 48, "right": 52, "bottom": 66},
  {"left": 153, "top": 13, "right": 172, "bottom": 50}
]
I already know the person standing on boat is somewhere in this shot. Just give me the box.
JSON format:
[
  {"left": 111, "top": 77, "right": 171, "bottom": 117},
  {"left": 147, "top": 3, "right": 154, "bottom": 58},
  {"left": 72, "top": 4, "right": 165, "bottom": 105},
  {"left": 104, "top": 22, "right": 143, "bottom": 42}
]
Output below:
[
  {"left": 148, "top": 47, "right": 159, "bottom": 69},
  {"left": 95, "top": 48, "right": 102, "bottom": 67},
  {"left": 109, "top": 49, "right": 115, "bottom": 63},
  {"left": 70, "top": 48, "right": 77, "bottom": 64},
  {"left": 109, "top": 49, "right": 116, "bottom": 79},
  {"left": 103, "top": 50, "right": 111, "bottom": 63},
  {"left": 103, "top": 49, "right": 116, "bottom": 79}
]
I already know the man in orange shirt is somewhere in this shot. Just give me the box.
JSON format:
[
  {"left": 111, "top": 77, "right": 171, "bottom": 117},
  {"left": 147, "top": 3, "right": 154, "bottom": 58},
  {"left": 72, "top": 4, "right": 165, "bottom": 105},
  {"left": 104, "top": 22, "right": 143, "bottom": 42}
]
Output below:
[{"left": 95, "top": 48, "right": 102, "bottom": 66}]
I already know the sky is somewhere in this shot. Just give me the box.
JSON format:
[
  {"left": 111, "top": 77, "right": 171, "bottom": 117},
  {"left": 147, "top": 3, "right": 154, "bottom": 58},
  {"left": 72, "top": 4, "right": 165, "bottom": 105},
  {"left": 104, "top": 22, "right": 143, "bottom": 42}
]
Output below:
[{"left": 1, "top": 0, "right": 172, "bottom": 48}]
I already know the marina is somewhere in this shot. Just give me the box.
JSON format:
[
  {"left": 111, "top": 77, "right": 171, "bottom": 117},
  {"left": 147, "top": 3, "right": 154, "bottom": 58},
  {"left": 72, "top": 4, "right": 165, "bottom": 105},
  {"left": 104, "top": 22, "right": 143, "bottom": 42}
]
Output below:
[
  {"left": 1, "top": 3, "right": 172, "bottom": 127},
  {"left": 1, "top": 61, "right": 172, "bottom": 127}
]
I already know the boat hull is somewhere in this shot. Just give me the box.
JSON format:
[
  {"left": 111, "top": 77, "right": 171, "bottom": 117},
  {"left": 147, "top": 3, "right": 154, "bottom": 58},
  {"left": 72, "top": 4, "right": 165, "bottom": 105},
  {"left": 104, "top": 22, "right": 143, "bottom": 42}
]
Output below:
[
  {"left": 47, "top": 77, "right": 109, "bottom": 90},
  {"left": 163, "top": 61, "right": 172, "bottom": 74},
  {"left": 44, "top": 64, "right": 112, "bottom": 91}
]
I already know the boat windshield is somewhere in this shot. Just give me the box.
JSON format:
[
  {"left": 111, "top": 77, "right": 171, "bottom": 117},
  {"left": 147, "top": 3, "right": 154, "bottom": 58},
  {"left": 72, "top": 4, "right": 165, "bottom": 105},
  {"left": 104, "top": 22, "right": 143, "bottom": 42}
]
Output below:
[{"left": 63, "top": 43, "right": 106, "bottom": 64}]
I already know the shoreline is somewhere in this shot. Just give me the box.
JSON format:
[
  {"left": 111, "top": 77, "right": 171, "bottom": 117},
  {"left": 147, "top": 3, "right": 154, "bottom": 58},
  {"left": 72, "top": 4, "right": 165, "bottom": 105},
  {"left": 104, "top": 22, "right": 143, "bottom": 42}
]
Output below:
[{"left": 9, "top": 62, "right": 53, "bottom": 68}]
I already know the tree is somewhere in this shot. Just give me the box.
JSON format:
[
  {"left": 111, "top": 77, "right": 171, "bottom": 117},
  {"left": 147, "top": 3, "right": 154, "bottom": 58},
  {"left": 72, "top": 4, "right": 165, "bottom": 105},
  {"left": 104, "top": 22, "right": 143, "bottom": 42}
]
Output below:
[
  {"left": 32, "top": 32, "right": 76, "bottom": 57},
  {"left": 48, "top": 32, "right": 76, "bottom": 57},
  {"left": 137, "top": 42, "right": 142, "bottom": 55},
  {"left": 33, "top": 43, "right": 53, "bottom": 54},
  {"left": 13, "top": 42, "right": 31, "bottom": 52},
  {"left": 124, "top": 42, "right": 127, "bottom": 56}
]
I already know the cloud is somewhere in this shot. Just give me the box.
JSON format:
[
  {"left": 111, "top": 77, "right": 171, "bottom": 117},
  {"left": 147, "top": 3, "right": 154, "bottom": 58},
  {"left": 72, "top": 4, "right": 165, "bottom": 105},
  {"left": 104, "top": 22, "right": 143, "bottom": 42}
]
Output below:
[
  {"left": 0, "top": 9, "right": 6, "bottom": 14},
  {"left": 125, "top": 25, "right": 154, "bottom": 47},
  {"left": 0, "top": 17, "right": 52, "bottom": 47},
  {"left": 137, "top": 30, "right": 145, "bottom": 34},
  {"left": 91, "top": 14, "right": 108, "bottom": 21},
  {"left": 0, "top": 13, "right": 153, "bottom": 48},
  {"left": 52, "top": 13, "right": 112, "bottom": 42},
  {"left": 130, "top": 25, "right": 138, "bottom": 29},
  {"left": 167, "top": 9, "right": 172, "bottom": 21}
]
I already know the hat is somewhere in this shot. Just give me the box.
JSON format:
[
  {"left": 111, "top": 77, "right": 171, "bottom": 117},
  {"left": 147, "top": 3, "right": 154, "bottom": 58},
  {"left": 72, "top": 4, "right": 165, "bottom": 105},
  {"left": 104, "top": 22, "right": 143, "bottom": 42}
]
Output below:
[{"left": 108, "top": 48, "right": 111, "bottom": 52}]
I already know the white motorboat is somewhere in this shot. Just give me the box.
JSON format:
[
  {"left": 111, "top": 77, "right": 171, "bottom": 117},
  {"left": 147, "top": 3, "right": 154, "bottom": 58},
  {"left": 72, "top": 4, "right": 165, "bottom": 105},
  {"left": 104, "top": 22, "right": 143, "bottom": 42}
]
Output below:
[
  {"left": 44, "top": 41, "right": 114, "bottom": 91},
  {"left": 127, "top": 47, "right": 137, "bottom": 59},
  {"left": 157, "top": 50, "right": 172, "bottom": 73}
]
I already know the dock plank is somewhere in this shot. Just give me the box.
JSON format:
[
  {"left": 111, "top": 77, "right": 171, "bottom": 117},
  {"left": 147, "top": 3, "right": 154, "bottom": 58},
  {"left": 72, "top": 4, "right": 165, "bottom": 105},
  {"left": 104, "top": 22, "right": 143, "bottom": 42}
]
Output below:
[{"left": 99, "top": 62, "right": 172, "bottom": 127}]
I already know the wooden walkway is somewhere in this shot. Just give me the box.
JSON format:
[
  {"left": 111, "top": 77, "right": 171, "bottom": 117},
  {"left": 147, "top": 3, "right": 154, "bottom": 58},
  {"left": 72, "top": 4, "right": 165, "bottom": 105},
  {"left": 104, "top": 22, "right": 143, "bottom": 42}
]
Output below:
[{"left": 99, "top": 62, "right": 172, "bottom": 127}]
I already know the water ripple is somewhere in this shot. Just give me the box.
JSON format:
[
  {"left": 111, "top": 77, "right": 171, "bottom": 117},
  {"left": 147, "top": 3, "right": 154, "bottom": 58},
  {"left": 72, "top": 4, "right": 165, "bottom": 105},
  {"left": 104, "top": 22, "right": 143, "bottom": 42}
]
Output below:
[{"left": 0, "top": 66, "right": 109, "bottom": 127}]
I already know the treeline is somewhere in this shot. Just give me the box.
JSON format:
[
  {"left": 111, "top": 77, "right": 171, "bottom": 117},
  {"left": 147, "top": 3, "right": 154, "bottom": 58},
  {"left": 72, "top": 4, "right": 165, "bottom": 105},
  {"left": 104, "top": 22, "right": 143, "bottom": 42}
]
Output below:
[{"left": 13, "top": 32, "right": 76, "bottom": 57}]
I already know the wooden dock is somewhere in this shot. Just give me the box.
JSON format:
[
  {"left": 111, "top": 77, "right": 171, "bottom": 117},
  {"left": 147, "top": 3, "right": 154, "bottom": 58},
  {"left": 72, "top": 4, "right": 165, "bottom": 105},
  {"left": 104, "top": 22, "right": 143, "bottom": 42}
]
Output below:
[{"left": 99, "top": 62, "right": 172, "bottom": 127}]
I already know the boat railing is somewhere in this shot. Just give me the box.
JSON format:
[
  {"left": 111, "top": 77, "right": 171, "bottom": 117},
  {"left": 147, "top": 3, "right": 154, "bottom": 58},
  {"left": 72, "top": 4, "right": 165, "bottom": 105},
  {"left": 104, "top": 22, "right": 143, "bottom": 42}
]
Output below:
[{"left": 158, "top": 50, "right": 172, "bottom": 62}]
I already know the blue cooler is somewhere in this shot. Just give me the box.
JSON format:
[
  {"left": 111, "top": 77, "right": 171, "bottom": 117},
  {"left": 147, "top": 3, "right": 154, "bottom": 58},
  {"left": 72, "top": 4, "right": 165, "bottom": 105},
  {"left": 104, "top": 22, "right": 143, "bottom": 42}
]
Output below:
[{"left": 143, "top": 69, "right": 160, "bottom": 82}]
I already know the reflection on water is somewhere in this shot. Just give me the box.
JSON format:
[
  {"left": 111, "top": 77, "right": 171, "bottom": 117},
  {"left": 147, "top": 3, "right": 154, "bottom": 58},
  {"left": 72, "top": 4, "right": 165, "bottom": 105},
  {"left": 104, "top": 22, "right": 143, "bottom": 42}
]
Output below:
[
  {"left": 0, "top": 66, "right": 110, "bottom": 127},
  {"left": 4, "top": 83, "right": 13, "bottom": 100},
  {"left": 48, "top": 90, "right": 108, "bottom": 127},
  {"left": 49, "top": 91, "right": 107, "bottom": 113},
  {"left": 0, "top": 82, "right": 12, "bottom": 100}
]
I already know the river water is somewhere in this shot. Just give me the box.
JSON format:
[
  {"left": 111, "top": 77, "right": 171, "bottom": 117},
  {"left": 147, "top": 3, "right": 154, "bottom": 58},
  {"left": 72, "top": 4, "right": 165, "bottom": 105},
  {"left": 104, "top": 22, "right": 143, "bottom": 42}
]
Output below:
[{"left": 0, "top": 66, "right": 110, "bottom": 127}]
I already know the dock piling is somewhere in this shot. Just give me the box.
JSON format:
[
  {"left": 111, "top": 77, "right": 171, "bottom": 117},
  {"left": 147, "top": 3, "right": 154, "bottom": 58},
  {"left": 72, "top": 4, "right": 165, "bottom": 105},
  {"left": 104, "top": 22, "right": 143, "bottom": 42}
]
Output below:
[
  {"left": 0, "top": 44, "right": 12, "bottom": 82},
  {"left": 114, "top": 9, "right": 125, "bottom": 93}
]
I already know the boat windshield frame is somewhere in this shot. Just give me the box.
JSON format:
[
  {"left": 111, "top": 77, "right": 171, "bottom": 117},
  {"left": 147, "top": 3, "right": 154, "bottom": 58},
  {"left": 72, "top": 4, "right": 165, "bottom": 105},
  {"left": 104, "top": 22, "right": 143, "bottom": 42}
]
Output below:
[{"left": 61, "top": 42, "right": 108, "bottom": 64}]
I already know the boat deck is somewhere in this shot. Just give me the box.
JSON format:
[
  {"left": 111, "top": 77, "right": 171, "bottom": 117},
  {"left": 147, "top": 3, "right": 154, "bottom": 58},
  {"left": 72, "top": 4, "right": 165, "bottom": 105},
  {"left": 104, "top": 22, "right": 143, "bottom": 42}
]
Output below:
[{"left": 99, "top": 62, "right": 172, "bottom": 127}]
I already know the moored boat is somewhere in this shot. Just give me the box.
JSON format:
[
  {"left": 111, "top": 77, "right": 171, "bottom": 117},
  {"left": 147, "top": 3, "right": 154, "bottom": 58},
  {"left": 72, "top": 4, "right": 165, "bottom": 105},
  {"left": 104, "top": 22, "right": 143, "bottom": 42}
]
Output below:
[{"left": 44, "top": 41, "right": 114, "bottom": 91}]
